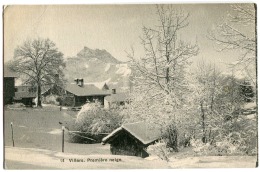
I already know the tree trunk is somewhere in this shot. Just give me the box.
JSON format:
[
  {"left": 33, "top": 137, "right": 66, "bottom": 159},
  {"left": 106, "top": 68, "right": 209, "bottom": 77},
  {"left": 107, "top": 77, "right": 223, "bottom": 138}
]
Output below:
[
  {"left": 210, "top": 67, "right": 216, "bottom": 111},
  {"left": 165, "top": 52, "right": 170, "bottom": 85},
  {"left": 37, "top": 84, "right": 42, "bottom": 107},
  {"left": 200, "top": 101, "right": 206, "bottom": 143}
]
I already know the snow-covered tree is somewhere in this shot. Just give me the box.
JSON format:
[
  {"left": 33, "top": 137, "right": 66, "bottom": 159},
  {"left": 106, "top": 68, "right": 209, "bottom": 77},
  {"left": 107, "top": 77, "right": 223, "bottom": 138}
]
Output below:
[
  {"left": 189, "top": 60, "right": 256, "bottom": 154},
  {"left": 208, "top": 4, "right": 256, "bottom": 87},
  {"left": 189, "top": 61, "right": 222, "bottom": 143},
  {"left": 125, "top": 5, "right": 199, "bottom": 151}
]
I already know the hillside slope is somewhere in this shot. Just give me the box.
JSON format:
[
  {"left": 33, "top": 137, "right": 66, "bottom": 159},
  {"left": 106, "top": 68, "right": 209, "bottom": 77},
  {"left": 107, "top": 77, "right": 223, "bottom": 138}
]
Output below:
[{"left": 64, "top": 47, "right": 132, "bottom": 92}]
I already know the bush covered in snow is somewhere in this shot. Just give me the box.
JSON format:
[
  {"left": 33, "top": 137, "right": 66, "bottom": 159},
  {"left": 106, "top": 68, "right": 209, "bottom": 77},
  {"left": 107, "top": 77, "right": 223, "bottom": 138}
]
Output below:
[
  {"left": 190, "top": 130, "right": 257, "bottom": 156},
  {"left": 147, "top": 140, "right": 171, "bottom": 162},
  {"left": 7, "top": 103, "right": 26, "bottom": 109},
  {"left": 42, "top": 95, "right": 60, "bottom": 105},
  {"left": 69, "top": 102, "right": 123, "bottom": 143}
]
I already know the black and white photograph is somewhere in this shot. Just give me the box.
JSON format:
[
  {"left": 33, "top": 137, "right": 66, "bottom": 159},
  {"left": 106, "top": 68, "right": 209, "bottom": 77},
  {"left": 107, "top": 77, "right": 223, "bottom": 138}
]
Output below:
[{"left": 2, "top": 3, "right": 258, "bottom": 169}]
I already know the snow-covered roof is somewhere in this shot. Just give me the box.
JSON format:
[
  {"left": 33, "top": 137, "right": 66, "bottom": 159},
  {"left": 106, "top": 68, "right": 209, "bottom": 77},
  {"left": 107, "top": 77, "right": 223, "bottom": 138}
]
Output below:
[
  {"left": 104, "top": 92, "right": 129, "bottom": 103},
  {"left": 102, "top": 121, "right": 162, "bottom": 145},
  {"left": 65, "top": 84, "right": 110, "bottom": 96}
]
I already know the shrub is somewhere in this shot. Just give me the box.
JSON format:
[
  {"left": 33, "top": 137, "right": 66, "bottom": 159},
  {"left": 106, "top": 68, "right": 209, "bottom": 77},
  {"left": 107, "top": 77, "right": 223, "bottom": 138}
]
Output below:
[
  {"left": 43, "top": 95, "right": 59, "bottom": 105},
  {"left": 161, "top": 123, "right": 194, "bottom": 152},
  {"left": 69, "top": 102, "right": 123, "bottom": 143},
  {"left": 62, "top": 96, "right": 74, "bottom": 106},
  {"left": 162, "top": 124, "right": 179, "bottom": 152},
  {"left": 190, "top": 131, "right": 257, "bottom": 156},
  {"left": 7, "top": 103, "right": 26, "bottom": 109},
  {"left": 190, "top": 138, "right": 212, "bottom": 155},
  {"left": 147, "top": 140, "right": 170, "bottom": 162},
  {"left": 56, "top": 96, "right": 64, "bottom": 105}
]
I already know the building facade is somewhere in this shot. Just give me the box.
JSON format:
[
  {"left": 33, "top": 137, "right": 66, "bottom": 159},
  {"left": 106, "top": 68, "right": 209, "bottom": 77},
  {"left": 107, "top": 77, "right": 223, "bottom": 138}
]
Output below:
[{"left": 3, "top": 67, "right": 17, "bottom": 105}]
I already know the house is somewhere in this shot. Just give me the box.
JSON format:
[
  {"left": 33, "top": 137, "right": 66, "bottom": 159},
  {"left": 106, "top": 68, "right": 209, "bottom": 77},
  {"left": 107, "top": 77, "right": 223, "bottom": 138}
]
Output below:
[
  {"left": 14, "top": 85, "right": 37, "bottom": 106},
  {"left": 3, "top": 67, "right": 17, "bottom": 105},
  {"left": 104, "top": 89, "right": 130, "bottom": 109},
  {"left": 102, "top": 121, "right": 162, "bottom": 158},
  {"left": 61, "top": 78, "right": 110, "bottom": 107}
]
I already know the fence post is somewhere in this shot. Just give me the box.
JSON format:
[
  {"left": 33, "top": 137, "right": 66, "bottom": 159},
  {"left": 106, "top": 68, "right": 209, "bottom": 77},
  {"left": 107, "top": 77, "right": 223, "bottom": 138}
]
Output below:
[
  {"left": 11, "top": 122, "right": 15, "bottom": 147},
  {"left": 62, "top": 126, "right": 65, "bottom": 152}
]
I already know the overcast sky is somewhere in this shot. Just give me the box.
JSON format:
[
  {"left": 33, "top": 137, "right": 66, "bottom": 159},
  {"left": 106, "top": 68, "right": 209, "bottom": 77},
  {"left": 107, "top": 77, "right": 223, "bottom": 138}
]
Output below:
[{"left": 3, "top": 4, "right": 255, "bottom": 70}]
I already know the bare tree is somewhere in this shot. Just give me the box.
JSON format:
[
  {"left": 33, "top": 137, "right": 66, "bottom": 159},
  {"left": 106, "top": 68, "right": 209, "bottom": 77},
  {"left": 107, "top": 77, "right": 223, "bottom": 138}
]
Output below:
[{"left": 8, "top": 38, "right": 66, "bottom": 107}]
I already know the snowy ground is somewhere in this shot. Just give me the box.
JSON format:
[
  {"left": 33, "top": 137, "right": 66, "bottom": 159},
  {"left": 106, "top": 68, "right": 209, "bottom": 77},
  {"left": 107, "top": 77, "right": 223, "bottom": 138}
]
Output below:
[
  {"left": 5, "top": 146, "right": 257, "bottom": 169},
  {"left": 169, "top": 155, "right": 257, "bottom": 168},
  {"left": 4, "top": 146, "right": 169, "bottom": 169},
  {"left": 4, "top": 107, "right": 258, "bottom": 169}
]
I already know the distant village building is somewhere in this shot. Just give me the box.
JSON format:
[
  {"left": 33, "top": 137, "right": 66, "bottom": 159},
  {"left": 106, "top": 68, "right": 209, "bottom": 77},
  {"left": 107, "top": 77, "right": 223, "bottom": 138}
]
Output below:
[
  {"left": 102, "top": 121, "right": 162, "bottom": 158},
  {"left": 14, "top": 85, "right": 36, "bottom": 107},
  {"left": 3, "top": 67, "right": 17, "bottom": 105},
  {"left": 43, "top": 79, "right": 110, "bottom": 107},
  {"left": 63, "top": 81, "right": 110, "bottom": 106},
  {"left": 104, "top": 89, "right": 130, "bottom": 109}
]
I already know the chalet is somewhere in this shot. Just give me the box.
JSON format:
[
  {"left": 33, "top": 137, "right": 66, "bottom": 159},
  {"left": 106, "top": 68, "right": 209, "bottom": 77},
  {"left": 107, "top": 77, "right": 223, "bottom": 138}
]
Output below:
[
  {"left": 60, "top": 78, "right": 110, "bottom": 107},
  {"left": 102, "top": 121, "right": 162, "bottom": 158},
  {"left": 14, "top": 87, "right": 36, "bottom": 107},
  {"left": 3, "top": 67, "right": 17, "bottom": 105},
  {"left": 104, "top": 89, "right": 130, "bottom": 109}
]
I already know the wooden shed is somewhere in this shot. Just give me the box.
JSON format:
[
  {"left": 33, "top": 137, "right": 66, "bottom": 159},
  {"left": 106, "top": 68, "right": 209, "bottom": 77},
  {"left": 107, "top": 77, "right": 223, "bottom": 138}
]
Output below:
[
  {"left": 3, "top": 67, "right": 17, "bottom": 105},
  {"left": 102, "top": 121, "right": 161, "bottom": 158}
]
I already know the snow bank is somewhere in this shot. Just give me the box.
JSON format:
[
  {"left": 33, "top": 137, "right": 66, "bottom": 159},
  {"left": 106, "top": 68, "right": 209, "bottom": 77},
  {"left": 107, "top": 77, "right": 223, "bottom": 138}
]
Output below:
[{"left": 48, "top": 129, "right": 62, "bottom": 135}]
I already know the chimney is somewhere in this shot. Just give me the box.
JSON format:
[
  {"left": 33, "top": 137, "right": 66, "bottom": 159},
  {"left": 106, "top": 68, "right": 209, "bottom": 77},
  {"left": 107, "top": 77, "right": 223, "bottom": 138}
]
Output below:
[
  {"left": 78, "top": 78, "right": 84, "bottom": 87},
  {"left": 74, "top": 78, "right": 79, "bottom": 85},
  {"left": 112, "top": 88, "right": 116, "bottom": 94}
]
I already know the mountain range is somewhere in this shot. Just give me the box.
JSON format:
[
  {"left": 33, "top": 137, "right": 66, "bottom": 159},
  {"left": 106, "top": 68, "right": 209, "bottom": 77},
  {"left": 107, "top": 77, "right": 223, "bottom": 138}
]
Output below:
[{"left": 64, "top": 47, "right": 132, "bottom": 92}]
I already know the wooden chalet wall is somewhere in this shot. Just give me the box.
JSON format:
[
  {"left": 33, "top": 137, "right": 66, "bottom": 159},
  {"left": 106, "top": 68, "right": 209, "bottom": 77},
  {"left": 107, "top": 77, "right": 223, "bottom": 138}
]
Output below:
[
  {"left": 109, "top": 129, "right": 149, "bottom": 158},
  {"left": 4, "top": 77, "right": 15, "bottom": 105}
]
